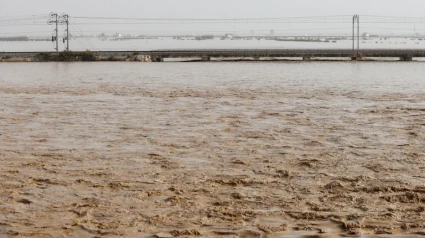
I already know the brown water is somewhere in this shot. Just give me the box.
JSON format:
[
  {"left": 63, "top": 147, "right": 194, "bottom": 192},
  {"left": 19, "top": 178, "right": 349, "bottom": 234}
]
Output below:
[{"left": 1, "top": 62, "right": 425, "bottom": 237}]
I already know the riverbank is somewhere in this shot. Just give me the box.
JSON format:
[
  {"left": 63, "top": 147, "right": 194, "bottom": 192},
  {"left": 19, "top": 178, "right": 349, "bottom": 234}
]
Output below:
[{"left": 0, "top": 51, "right": 151, "bottom": 62}]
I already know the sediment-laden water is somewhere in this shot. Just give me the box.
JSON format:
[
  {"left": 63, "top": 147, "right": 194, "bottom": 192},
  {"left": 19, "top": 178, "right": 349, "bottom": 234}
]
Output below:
[{"left": 1, "top": 62, "right": 425, "bottom": 237}]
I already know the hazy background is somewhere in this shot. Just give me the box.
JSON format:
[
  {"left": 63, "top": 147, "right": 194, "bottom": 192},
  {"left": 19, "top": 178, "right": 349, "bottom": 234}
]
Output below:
[
  {"left": 1, "top": 0, "right": 424, "bottom": 18},
  {"left": 1, "top": 0, "right": 425, "bottom": 51},
  {"left": 1, "top": 0, "right": 425, "bottom": 36}
]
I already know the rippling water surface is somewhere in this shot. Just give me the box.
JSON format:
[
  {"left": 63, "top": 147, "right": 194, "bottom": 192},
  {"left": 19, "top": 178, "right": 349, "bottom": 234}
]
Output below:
[
  {"left": 1, "top": 62, "right": 425, "bottom": 237},
  {"left": 1, "top": 61, "right": 425, "bottom": 91}
]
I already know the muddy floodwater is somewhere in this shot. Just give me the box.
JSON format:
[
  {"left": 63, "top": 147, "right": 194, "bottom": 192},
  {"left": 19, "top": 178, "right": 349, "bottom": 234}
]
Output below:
[{"left": 1, "top": 62, "right": 425, "bottom": 237}]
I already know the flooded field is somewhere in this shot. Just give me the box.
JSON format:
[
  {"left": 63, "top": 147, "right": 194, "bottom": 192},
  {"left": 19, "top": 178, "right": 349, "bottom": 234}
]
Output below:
[
  {"left": 1, "top": 62, "right": 425, "bottom": 237},
  {"left": 2, "top": 37, "right": 425, "bottom": 52}
]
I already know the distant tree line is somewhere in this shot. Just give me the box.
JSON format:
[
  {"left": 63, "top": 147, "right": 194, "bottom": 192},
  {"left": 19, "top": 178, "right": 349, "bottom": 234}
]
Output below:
[{"left": 0, "top": 36, "right": 29, "bottom": 41}]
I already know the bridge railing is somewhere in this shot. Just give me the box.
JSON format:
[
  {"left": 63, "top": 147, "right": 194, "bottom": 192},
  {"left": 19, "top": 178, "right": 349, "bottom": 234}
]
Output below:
[{"left": 150, "top": 49, "right": 425, "bottom": 57}]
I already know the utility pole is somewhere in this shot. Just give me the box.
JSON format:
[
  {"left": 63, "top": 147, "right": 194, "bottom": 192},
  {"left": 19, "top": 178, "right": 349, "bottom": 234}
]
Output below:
[
  {"left": 352, "top": 15, "right": 360, "bottom": 57},
  {"left": 357, "top": 15, "right": 360, "bottom": 56},
  {"left": 353, "top": 15, "right": 356, "bottom": 55},
  {"left": 48, "top": 13, "right": 59, "bottom": 53},
  {"left": 60, "top": 14, "right": 70, "bottom": 51}
]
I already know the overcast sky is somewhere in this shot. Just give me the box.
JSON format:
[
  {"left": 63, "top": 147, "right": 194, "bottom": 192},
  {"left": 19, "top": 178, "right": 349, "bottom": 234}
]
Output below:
[
  {"left": 1, "top": 0, "right": 425, "bottom": 36},
  {"left": 1, "top": 0, "right": 424, "bottom": 18}
]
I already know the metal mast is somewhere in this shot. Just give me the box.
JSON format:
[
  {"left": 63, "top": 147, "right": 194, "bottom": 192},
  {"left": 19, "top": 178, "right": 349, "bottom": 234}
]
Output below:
[
  {"left": 357, "top": 15, "right": 360, "bottom": 56},
  {"left": 353, "top": 15, "right": 358, "bottom": 56},
  {"left": 353, "top": 15, "right": 355, "bottom": 55},
  {"left": 60, "top": 14, "right": 70, "bottom": 51},
  {"left": 352, "top": 15, "right": 360, "bottom": 57},
  {"left": 48, "top": 13, "right": 59, "bottom": 53}
]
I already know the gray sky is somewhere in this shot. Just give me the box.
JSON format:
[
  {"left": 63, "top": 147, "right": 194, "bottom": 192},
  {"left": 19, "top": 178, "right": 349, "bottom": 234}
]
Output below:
[
  {"left": 1, "top": 0, "right": 425, "bottom": 36},
  {"left": 1, "top": 0, "right": 424, "bottom": 18}
]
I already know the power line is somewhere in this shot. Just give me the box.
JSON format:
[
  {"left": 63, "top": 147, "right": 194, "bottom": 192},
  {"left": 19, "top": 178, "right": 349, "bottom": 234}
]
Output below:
[
  {"left": 0, "top": 31, "right": 52, "bottom": 35},
  {"left": 70, "top": 23, "right": 97, "bottom": 50},
  {"left": 3, "top": 27, "right": 423, "bottom": 36},
  {"left": 0, "top": 18, "right": 48, "bottom": 23},
  {"left": 70, "top": 15, "right": 355, "bottom": 24},
  {"left": 0, "top": 22, "right": 50, "bottom": 26},
  {"left": 4, "top": 14, "right": 425, "bottom": 26},
  {"left": 69, "top": 15, "right": 425, "bottom": 24},
  {"left": 0, "top": 14, "right": 48, "bottom": 18},
  {"left": 72, "top": 15, "right": 352, "bottom": 20},
  {"left": 0, "top": 15, "right": 48, "bottom": 20},
  {"left": 362, "top": 15, "right": 425, "bottom": 19}
]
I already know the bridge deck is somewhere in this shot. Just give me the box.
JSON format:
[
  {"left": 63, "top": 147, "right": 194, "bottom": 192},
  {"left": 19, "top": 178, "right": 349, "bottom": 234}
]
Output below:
[
  {"left": 150, "top": 49, "right": 425, "bottom": 58},
  {"left": 2, "top": 49, "right": 425, "bottom": 59}
]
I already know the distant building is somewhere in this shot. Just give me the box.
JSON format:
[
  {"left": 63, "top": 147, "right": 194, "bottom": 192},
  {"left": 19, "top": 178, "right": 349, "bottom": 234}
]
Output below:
[
  {"left": 224, "top": 34, "right": 234, "bottom": 39},
  {"left": 112, "top": 33, "right": 126, "bottom": 38},
  {"left": 195, "top": 35, "right": 214, "bottom": 40}
]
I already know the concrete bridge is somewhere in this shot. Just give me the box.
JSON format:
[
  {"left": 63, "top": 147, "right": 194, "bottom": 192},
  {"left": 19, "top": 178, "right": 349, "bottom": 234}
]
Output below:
[
  {"left": 148, "top": 49, "right": 425, "bottom": 61},
  {"left": 2, "top": 49, "right": 425, "bottom": 61}
]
